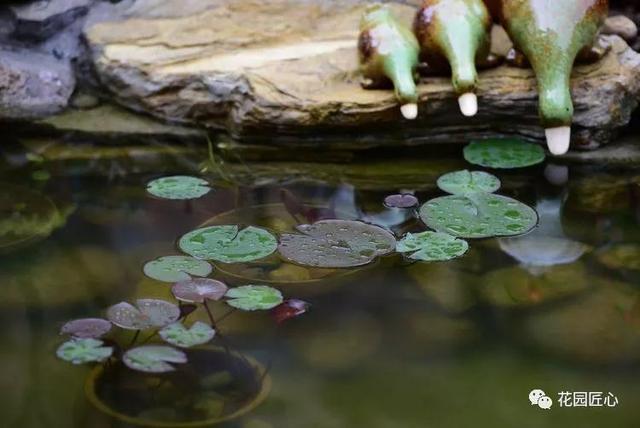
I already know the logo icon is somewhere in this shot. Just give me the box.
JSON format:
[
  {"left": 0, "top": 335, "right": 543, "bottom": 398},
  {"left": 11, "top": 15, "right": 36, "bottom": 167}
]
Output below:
[{"left": 529, "top": 389, "right": 553, "bottom": 410}]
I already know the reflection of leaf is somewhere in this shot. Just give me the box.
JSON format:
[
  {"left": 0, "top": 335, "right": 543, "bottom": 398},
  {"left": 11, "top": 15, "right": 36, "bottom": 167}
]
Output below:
[
  {"left": 179, "top": 225, "right": 277, "bottom": 263},
  {"left": 123, "top": 345, "right": 187, "bottom": 373},
  {"left": 420, "top": 194, "right": 537, "bottom": 239},
  {"left": 464, "top": 139, "right": 545, "bottom": 169},
  {"left": 147, "top": 176, "right": 211, "bottom": 200},
  {"left": 143, "top": 255, "right": 212, "bottom": 282},
  {"left": 278, "top": 220, "right": 396, "bottom": 268},
  {"left": 60, "top": 318, "right": 112, "bottom": 338},
  {"left": 397, "top": 231, "right": 468, "bottom": 261},
  {"left": 107, "top": 299, "right": 180, "bottom": 330},
  {"left": 159, "top": 321, "right": 215, "bottom": 348},
  {"left": 172, "top": 278, "right": 228, "bottom": 303},
  {"left": 225, "top": 285, "right": 283, "bottom": 311},
  {"left": 56, "top": 338, "right": 113, "bottom": 364},
  {"left": 437, "top": 170, "right": 500, "bottom": 196}
]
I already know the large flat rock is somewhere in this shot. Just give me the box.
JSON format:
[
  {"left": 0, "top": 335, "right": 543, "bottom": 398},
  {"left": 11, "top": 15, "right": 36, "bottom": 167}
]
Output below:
[{"left": 85, "top": 0, "right": 640, "bottom": 149}]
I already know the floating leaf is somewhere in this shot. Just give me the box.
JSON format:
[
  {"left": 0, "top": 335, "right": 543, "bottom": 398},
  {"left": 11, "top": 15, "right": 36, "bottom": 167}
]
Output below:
[
  {"left": 278, "top": 220, "right": 396, "bottom": 268},
  {"left": 56, "top": 338, "right": 113, "bottom": 364},
  {"left": 419, "top": 194, "right": 538, "bottom": 238},
  {"left": 107, "top": 299, "right": 180, "bottom": 330},
  {"left": 123, "top": 345, "right": 187, "bottom": 373},
  {"left": 225, "top": 285, "right": 283, "bottom": 311},
  {"left": 436, "top": 170, "right": 501, "bottom": 196},
  {"left": 272, "top": 299, "right": 310, "bottom": 324},
  {"left": 172, "top": 278, "right": 228, "bottom": 303},
  {"left": 396, "top": 231, "right": 469, "bottom": 261},
  {"left": 384, "top": 194, "right": 419, "bottom": 209},
  {"left": 146, "top": 176, "right": 211, "bottom": 200},
  {"left": 60, "top": 318, "right": 112, "bottom": 338},
  {"left": 464, "top": 139, "right": 545, "bottom": 169},
  {"left": 143, "top": 255, "right": 212, "bottom": 282},
  {"left": 179, "top": 225, "right": 278, "bottom": 263},
  {"left": 159, "top": 321, "right": 215, "bottom": 348}
]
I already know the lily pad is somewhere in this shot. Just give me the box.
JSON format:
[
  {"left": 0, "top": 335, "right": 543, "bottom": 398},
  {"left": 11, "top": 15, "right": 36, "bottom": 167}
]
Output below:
[
  {"left": 172, "top": 278, "right": 228, "bottom": 303},
  {"left": 272, "top": 299, "right": 310, "bottom": 324},
  {"left": 56, "top": 338, "right": 113, "bottom": 364},
  {"left": 436, "top": 170, "right": 501, "bottom": 196},
  {"left": 278, "top": 220, "right": 396, "bottom": 268},
  {"left": 384, "top": 194, "right": 419, "bottom": 209},
  {"left": 60, "top": 318, "right": 112, "bottom": 338},
  {"left": 225, "top": 285, "right": 283, "bottom": 311},
  {"left": 143, "top": 255, "right": 212, "bottom": 282},
  {"left": 464, "top": 139, "right": 545, "bottom": 169},
  {"left": 396, "top": 231, "right": 469, "bottom": 261},
  {"left": 419, "top": 194, "right": 538, "bottom": 239},
  {"left": 146, "top": 176, "right": 211, "bottom": 200},
  {"left": 179, "top": 225, "right": 278, "bottom": 263},
  {"left": 107, "top": 299, "right": 180, "bottom": 330},
  {"left": 123, "top": 345, "right": 187, "bottom": 373},
  {"left": 159, "top": 321, "right": 215, "bottom": 348}
]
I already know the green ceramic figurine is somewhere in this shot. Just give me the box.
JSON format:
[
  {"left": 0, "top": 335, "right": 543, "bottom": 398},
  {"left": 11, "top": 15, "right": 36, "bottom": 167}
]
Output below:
[
  {"left": 413, "top": 0, "right": 496, "bottom": 117},
  {"left": 358, "top": 5, "right": 421, "bottom": 120},
  {"left": 486, "top": 0, "right": 609, "bottom": 155}
]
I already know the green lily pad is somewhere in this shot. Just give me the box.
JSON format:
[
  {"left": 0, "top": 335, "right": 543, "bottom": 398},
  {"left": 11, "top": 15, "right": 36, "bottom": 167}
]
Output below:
[
  {"left": 396, "top": 231, "right": 469, "bottom": 261},
  {"left": 123, "top": 345, "right": 187, "bottom": 373},
  {"left": 225, "top": 285, "right": 283, "bottom": 311},
  {"left": 464, "top": 139, "right": 545, "bottom": 169},
  {"left": 143, "top": 255, "right": 212, "bottom": 282},
  {"left": 278, "top": 220, "right": 396, "bottom": 268},
  {"left": 419, "top": 194, "right": 538, "bottom": 239},
  {"left": 159, "top": 321, "right": 215, "bottom": 348},
  {"left": 437, "top": 170, "right": 500, "bottom": 196},
  {"left": 107, "top": 299, "right": 180, "bottom": 330},
  {"left": 179, "top": 225, "right": 278, "bottom": 263},
  {"left": 147, "top": 176, "right": 211, "bottom": 200},
  {"left": 56, "top": 338, "right": 113, "bottom": 364}
]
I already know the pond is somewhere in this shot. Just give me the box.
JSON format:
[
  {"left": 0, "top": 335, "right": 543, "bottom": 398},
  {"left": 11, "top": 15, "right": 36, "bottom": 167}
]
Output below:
[{"left": 1, "top": 133, "right": 640, "bottom": 428}]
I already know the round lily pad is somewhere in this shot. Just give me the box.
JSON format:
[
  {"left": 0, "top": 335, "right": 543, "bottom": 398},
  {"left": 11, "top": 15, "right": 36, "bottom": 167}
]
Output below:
[
  {"left": 171, "top": 278, "right": 228, "bottom": 303},
  {"left": 384, "top": 194, "right": 419, "bottom": 209},
  {"left": 419, "top": 194, "right": 538, "bottom": 239},
  {"left": 396, "top": 231, "right": 469, "bottom": 261},
  {"left": 143, "top": 255, "right": 212, "bottom": 282},
  {"left": 278, "top": 220, "right": 396, "bottom": 268},
  {"left": 464, "top": 139, "right": 545, "bottom": 169},
  {"left": 123, "top": 345, "right": 187, "bottom": 373},
  {"left": 225, "top": 285, "right": 283, "bottom": 311},
  {"left": 146, "top": 176, "right": 211, "bottom": 200},
  {"left": 60, "top": 318, "right": 112, "bottom": 338},
  {"left": 159, "top": 321, "right": 215, "bottom": 348},
  {"left": 56, "top": 338, "right": 113, "bottom": 364},
  {"left": 179, "top": 225, "right": 278, "bottom": 263},
  {"left": 107, "top": 299, "right": 180, "bottom": 330},
  {"left": 437, "top": 170, "right": 501, "bottom": 196}
]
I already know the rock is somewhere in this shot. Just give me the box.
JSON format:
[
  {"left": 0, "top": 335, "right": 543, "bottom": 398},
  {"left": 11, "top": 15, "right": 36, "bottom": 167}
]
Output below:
[
  {"left": 0, "top": 48, "right": 75, "bottom": 119},
  {"left": 603, "top": 15, "right": 639, "bottom": 42},
  {"left": 84, "top": 0, "right": 640, "bottom": 150}
]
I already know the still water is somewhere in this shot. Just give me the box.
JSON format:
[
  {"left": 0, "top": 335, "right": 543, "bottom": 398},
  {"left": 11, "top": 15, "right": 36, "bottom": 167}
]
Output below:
[{"left": 1, "top": 135, "right": 640, "bottom": 427}]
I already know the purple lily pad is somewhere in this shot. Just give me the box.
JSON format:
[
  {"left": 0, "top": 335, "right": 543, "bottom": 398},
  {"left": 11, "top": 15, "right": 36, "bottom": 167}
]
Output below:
[
  {"left": 60, "top": 318, "right": 112, "bottom": 338},
  {"left": 272, "top": 299, "right": 310, "bottom": 324},
  {"left": 171, "top": 278, "right": 228, "bottom": 303},
  {"left": 107, "top": 299, "right": 180, "bottom": 330},
  {"left": 384, "top": 194, "right": 419, "bottom": 209}
]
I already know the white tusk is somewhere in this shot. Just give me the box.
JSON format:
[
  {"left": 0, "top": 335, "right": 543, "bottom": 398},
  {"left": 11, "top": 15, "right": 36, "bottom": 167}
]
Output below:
[
  {"left": 458, "top": 93, "right": 478, "bottom": 117},
  {"left": 400, "top": 103, "right": 418, "bottom": 120},
  {"left": 545, "top": 126, "right": 571, "bottom": 155}
]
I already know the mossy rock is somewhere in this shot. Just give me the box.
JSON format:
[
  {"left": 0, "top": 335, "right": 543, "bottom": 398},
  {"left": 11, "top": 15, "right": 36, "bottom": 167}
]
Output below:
[{"left": 477, "top": 262, "right": 591, "bottom": 309}]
